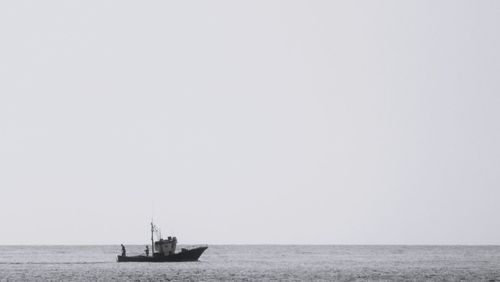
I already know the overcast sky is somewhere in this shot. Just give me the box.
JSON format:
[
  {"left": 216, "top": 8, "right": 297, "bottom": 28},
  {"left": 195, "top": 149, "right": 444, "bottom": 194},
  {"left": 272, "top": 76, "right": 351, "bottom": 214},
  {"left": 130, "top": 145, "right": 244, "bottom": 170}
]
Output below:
[{"left": 1, "top": 1, "right": 499, "bottom": 245}]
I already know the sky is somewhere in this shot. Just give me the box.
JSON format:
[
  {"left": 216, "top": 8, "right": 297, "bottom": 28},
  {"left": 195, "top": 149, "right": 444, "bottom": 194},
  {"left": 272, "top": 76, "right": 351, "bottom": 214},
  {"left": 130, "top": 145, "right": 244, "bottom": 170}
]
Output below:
[{"left": 1, "top": 1, "right": 499, "bottom": 245}]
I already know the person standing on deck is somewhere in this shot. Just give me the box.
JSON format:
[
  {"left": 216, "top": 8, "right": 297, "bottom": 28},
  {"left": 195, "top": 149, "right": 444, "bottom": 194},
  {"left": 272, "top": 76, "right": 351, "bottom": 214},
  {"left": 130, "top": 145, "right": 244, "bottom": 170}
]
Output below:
[
  {"left": 145, "top": 245, "right": 149, "bottom": 257},
  {"left": 121, "top": 244, "right": 126, "bottom": 256}
]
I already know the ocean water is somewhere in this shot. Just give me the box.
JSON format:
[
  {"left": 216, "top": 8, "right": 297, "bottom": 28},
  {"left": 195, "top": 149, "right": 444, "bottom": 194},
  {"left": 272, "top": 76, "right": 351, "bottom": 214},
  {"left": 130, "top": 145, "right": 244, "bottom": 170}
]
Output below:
[{"left": 0, "top": 245, "right": 499, "bottom": 281}]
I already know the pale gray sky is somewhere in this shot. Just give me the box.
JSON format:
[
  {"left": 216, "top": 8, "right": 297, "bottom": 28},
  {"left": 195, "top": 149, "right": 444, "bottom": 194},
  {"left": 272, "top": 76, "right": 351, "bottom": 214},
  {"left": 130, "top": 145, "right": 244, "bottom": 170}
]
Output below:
[{"left": 1, "top": 1, "right": 499, "bottom": 245}]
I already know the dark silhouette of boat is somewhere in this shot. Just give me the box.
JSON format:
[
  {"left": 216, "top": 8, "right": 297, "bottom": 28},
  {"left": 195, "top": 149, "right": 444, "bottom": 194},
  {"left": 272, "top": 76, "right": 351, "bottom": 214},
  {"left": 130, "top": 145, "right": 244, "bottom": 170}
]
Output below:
[{"left": 117, "top": 222, "right": 208, "bottom": 262}]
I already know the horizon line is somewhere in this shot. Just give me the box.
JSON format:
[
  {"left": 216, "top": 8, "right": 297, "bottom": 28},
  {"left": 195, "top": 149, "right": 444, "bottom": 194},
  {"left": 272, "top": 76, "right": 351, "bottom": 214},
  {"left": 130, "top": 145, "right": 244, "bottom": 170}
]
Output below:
[{"left": 1, "top": 243, "right": 499, "bottom": 246}]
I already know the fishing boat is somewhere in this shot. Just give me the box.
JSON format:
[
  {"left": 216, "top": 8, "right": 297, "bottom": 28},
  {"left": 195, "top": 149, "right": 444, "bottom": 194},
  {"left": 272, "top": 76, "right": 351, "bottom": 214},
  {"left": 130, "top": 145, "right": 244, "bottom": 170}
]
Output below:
[{"left": 117, "top": 222, "right": 208, "bottom": 262}]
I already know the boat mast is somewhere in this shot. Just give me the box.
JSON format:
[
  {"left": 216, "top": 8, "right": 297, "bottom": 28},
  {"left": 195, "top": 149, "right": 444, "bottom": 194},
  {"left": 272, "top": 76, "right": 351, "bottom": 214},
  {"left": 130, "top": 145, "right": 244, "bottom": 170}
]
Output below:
[{"left": 151, "top": 221, "right": 155, "bottom": 256}]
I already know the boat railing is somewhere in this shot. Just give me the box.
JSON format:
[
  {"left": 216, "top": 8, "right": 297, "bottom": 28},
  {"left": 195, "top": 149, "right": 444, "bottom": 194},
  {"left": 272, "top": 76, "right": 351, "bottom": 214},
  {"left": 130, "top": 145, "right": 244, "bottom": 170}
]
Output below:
[{"left": 179, "top": 245, "right": 208, "bottom": 251}]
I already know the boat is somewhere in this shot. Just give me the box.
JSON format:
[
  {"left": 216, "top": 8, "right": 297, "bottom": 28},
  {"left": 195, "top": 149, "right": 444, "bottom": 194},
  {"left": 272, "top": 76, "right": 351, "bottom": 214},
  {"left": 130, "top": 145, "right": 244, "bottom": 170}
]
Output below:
[{"left": 117, "top": 222, "right": 208, "bottom": 262}]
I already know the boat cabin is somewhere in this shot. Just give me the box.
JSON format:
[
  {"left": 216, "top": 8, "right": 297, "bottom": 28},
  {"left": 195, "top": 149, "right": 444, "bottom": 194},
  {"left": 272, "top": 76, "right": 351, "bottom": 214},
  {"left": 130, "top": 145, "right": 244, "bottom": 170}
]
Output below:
[{"left": 154, "top": 236, "right": 177, "bottom": 256}]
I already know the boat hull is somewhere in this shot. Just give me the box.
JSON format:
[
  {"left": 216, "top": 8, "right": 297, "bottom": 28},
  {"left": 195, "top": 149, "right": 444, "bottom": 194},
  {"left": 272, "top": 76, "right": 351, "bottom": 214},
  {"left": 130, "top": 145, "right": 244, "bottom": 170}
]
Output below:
[{"left": 117, "top": 246, "right": 208, "bottom": 262}]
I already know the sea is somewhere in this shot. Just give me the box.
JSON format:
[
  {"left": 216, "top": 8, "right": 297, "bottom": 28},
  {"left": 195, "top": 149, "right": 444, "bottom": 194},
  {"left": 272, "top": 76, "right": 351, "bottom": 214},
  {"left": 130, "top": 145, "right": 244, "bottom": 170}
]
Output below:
[{"left": 0, "top": 245, "right": 499, "bottom": 281}]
